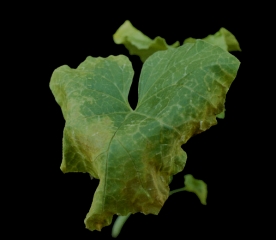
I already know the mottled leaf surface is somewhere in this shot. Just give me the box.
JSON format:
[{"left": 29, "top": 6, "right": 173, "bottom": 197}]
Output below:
[
  {"left": 184, "top": 174, "right": 207, "bottom": 205},
  {"left": 184, "top": 28, "right": 241, "bottom": 119},
  {"left": 113, "top": 20, "right": 179, "bottom": 62},
  {"left": 50, "top": 40, "right": 240, "bottom": 231}
]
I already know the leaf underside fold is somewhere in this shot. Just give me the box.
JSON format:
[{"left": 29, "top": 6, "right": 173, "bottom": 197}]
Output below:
[
  {"left": 50, "top": 40, "right": 240, "bottom": 231},
  {"left": 113, "top": 20, "right": 179, "bottom": 62},
  {"left": 183, "top": 27, "right": 241, "bottom": 52}
]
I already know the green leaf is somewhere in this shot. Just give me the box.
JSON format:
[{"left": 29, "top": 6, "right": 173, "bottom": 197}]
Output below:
[
  {"left": 216, "top": 109, "right": 225, "bottom": 119},
  {"left": 183, "top": 27, "right": 241, "bottom": 52},
  {"left": 184, "top": 174, "right": 207, "bottom": 205},
  {"left": 169, "top": 175, "right": 173, "bottom": 184},
  {"left": 50, "top": 40, "right": 240, "bottom": 231},
  {"left": 113, "top": 20, "right": 179, "bottom": 62}
]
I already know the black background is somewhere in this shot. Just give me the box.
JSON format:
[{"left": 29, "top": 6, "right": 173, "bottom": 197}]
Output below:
[{"left": 24, "top": 3, "right": 253, "bottom": 239}]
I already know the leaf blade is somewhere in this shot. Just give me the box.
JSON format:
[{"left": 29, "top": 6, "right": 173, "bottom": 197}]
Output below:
[
  {"left": 136, "top": 40, "right": 240, "bottom": 142},
  {"left": 50, "top": 40, "right": 240, "bottom": 232},
  {"left": 184, "top": 174, "right": 208, "bottom": 205}
]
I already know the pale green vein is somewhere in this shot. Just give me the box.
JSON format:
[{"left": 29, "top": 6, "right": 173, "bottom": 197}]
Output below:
[
  {"left": 102, "top": 112, "right": 132, "bottom": 212},
  {"left": 132, "top": 112, "right": 182, "bottom": 137}
]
